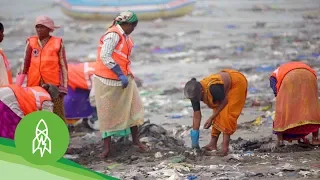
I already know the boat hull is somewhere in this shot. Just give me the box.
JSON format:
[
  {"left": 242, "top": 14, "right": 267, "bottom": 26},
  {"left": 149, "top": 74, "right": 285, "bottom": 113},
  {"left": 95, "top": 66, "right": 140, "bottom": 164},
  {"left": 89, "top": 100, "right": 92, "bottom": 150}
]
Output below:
[{"left": 58, "top": 0, "right": 196, "bottom": 21}]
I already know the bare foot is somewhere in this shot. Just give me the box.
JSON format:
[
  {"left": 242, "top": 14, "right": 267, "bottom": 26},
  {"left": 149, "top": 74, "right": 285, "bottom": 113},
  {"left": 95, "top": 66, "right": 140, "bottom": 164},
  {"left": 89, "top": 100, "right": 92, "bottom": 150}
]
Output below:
[
  {"left": 99, "top": 149, "right": 109, "bottom": 158},
  {"left": 215, "top": 147, "right": 228, "bottom": 157},
  {"left": 216, "top": 133, "right": 230, "bottom": 157},
  {"left": 100, "top": 137, "right": 111, "bottom": 158},
  {"left": 133, "top": 142, "right": 150, "bottom": 152},
  {"left": 311, "top": 138, "right": 320, "bottom": 146},
  {"left": 202, "top": 144, "right": 217, "bottom": 151}
]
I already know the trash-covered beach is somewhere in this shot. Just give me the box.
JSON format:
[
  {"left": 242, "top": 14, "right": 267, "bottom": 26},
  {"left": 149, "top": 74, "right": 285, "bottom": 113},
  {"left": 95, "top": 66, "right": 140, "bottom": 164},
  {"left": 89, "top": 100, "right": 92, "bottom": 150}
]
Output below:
[
  {"left": 1, "top": 0, "right": 320, "bottom": 179},
  {"left": 65, "top": 119, "right": 320, "bottom": 180}
]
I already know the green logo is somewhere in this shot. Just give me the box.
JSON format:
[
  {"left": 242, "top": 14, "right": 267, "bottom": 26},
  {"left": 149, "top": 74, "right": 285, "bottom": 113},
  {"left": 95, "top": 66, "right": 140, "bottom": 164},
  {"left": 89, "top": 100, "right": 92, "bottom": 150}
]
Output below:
[{"left": 14, "top": 111, "right": 70, "bottom": 165}]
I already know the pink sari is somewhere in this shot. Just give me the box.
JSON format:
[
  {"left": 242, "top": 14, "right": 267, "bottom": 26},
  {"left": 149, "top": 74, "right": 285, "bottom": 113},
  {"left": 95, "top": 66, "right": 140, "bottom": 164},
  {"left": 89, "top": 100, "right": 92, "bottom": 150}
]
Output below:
[{"left": 0, "top": 100, "right": 22, "bottom": 140}]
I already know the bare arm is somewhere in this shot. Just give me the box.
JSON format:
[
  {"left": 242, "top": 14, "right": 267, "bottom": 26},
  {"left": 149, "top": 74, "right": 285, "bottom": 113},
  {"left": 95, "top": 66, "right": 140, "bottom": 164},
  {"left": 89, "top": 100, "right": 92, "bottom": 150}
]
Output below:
[
  {"left": 210, "top": 83, "right": 229, "bottom": 121},
  {"left": 193, "top": 111, "right": 202, "bottom": 130},
  {"left": 22, "top": 42, "right": 32, "bottom": 74},
  {"left": 191, "top": 100, "right": 202, "bottom": 130},
  {"left": 209, "top": 98, "right": 228, "bottom": 121},
  {"left": 204, "top": 84, "right": 229, "bottom": 129}
]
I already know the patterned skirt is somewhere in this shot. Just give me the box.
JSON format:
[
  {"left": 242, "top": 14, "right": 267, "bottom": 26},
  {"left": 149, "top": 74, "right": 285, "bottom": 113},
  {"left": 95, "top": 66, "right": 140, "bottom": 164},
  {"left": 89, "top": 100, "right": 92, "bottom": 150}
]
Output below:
[
  {"left": 94, "top": 76, "right": 144, "bottom": 138},
  {"left": 0, "top": 100, "right": 22, "bottom": 140}
]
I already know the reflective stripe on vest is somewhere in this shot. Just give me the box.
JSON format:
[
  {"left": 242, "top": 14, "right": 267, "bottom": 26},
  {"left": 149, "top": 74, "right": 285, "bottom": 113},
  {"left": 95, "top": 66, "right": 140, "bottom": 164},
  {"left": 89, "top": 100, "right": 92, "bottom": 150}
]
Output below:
[
  {"left": 95, "top": 25, "right": 134, "bottom": 80},
  {"left": 6, "top": 84, "right": 52, "bottom": 116},
  {"left": 29, "top": 88, "right": 51, "bottom": 110},
  {"left": 68, "top": 62, "right": 95, "bottom": 90},
  {"left": 114, "top": 38, "right": 133, "bottom": 58},
  {"left": 97, "top": 35, "right": 133, "bottom": 59},
  {"left": 114, "top": 47, "right": 127, "bottom": 58}
]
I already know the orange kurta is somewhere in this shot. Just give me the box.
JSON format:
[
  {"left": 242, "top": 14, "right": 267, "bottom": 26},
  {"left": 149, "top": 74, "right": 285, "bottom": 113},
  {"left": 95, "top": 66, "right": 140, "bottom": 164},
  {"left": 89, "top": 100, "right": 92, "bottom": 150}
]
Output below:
[
  {"left": 273, "top": 69, "right": 320, "bottom": 136},
  {"left": 201, "top": 69, "right": 248, "bottom": 136}
]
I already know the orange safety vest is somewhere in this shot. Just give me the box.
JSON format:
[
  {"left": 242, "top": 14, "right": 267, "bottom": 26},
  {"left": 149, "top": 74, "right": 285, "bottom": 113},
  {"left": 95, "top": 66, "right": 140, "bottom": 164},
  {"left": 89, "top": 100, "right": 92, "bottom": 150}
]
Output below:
[
  {"left": 7, "top": 84, "right": 52, "bottom": 116},
  {"left": 27, "top": 36, "right": 62, "bottom": 86},
  {"left": 200, "top": 73, "right": 224, "bottom": 109},
  {"left": 0, "top": 49, "right": 13, "bottom": 84},
  {"left": 270, "top": 62, "right": 317, "bottom": 93},
  {"left": 68, "top": 62, "right": 96, "bottom": 90},
  {"left": 95, "top": 25, "right": 134, "bottom": 80}
]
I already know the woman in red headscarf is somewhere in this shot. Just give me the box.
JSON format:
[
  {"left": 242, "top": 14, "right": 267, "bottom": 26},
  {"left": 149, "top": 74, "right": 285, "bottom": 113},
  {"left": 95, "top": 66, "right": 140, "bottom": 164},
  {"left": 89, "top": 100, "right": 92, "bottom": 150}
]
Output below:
[{"left": 16, "top": 15, "right": 68, "bottom": 122}]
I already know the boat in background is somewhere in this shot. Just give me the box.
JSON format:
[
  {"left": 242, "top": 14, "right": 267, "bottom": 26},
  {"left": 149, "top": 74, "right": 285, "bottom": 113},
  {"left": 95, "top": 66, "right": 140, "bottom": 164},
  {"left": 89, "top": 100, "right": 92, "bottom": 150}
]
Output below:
[{"left": 57, "top": 0, "right": 196, "bottom": 21}]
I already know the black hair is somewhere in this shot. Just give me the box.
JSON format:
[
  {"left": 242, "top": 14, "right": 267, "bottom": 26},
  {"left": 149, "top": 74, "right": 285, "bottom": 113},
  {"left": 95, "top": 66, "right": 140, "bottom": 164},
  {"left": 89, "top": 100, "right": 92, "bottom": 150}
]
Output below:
[
  {"left": 184, "top": 77, "right": 202, "bottom": 100},
  {"left": 41, "top": 83, "right": 59, "bottom": 99},
  {"left": 0, "top": 22, "right": 3, "bottom": 31},
  {"left": 122, "top": 20, "right": 138, "bottom": 26},
  {"left": 132, "top": 20, "right": 138, "bottom": 26},
  {"left": 41, "top": 84, "right": 50, "bottom": 91}
]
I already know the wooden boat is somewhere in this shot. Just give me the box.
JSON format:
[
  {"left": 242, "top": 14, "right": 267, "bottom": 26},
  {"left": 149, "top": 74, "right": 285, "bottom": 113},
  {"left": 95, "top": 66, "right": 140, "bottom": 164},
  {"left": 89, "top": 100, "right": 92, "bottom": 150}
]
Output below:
[{"left": 57, "top": 0, "right": 196, "bottom": 21}]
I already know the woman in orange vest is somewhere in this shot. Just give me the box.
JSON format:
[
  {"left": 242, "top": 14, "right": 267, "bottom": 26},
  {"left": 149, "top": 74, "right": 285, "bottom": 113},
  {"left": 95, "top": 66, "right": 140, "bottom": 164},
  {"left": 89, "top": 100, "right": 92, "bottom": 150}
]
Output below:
[
  {"left": 64, "top": 61, "right": 96, "bottom": 126},
  {"left": 65, "top": 61, "right": 144, "bottom": 130},
  {"left": 0, "top": 83, "right": 59, "bottom": 140},
  {"left": 0, "top": 22, "right": 13, "bottom": 85},
  {"left": 16, "top": 15, "right": 68, "bottom": 122},
  {"left": 270, "top": 61, "right": 320, "bottom": 146},
  {"left": 94, "top": 11, "right": 147, "bottom": 158},
  {"left": 184, "top": 69, "right": 248, "bottom": 156}
]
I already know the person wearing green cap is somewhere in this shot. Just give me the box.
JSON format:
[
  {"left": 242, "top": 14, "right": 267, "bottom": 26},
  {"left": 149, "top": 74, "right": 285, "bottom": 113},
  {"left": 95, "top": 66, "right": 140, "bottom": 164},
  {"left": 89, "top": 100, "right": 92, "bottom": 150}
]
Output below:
[{"left": 94, "top": 11, "right": 147, "bottom": 158}]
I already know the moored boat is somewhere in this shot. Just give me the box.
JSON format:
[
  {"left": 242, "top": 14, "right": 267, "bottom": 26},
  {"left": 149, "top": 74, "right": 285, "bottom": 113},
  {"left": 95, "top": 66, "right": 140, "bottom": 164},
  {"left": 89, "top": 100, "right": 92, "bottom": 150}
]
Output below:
[{"left": 57, "top": 0, "right": 196, "bottom": 21}]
